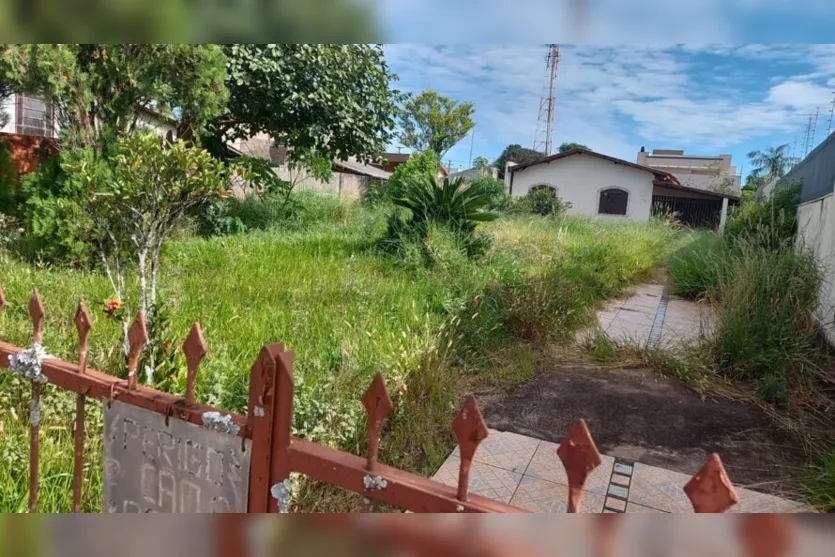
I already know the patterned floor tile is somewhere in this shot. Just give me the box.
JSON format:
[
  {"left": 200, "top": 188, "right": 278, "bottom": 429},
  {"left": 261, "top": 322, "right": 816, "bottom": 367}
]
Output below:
[
  {"left": 449, "top": 429, "right": 540, "bottom": 474},
  {"left": 525, "top": 441, "right": 615, "bottom": 495},
  {"left": 627, "top": 462, "right": 695, "bottom": 513},
  {"left": 432, "top": 457, "right": 523, "bottom": 504},
  {"left": 510, "top": 476, "right": 604, "bottom": 513}
]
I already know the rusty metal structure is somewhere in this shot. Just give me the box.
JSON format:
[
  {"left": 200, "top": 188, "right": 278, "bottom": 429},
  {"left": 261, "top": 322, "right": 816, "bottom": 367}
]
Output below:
[{"left": 1, "top": 287, "right": 742, "bottom": 518}]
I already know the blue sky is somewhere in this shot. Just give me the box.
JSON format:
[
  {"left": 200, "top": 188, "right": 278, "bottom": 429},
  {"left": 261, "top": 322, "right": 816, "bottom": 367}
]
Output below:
[{"left": 383, "top": 44, "right": 835, "bottom": 180}]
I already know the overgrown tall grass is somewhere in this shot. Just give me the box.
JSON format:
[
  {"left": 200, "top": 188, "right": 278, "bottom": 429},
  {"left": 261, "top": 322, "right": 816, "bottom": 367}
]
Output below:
[{"left": 0, "top": 194, "right": 677, "bottom": 511}]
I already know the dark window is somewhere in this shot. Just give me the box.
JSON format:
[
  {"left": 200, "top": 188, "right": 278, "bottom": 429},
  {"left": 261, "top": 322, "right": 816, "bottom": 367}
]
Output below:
[
  {"left": 598, "top": 188, "right": 628, "bottom": 215},
  {"left": 15, "top": 94, "right": 55, "bottom": 138}
]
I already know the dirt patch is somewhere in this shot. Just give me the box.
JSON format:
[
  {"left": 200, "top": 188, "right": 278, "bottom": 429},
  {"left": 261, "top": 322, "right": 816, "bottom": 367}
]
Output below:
[{"left": 476, "top": 365, "right": 805, "bottom": 497}]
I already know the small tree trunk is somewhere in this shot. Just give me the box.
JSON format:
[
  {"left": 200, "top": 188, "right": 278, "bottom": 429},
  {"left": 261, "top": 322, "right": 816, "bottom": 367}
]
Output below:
[{"left": 137, "top": 247, "right": 148, "bottom": 317}]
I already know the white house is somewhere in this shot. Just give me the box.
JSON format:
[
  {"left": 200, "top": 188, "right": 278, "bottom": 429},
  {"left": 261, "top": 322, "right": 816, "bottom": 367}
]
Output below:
[{"left": 505, "top": 148, "right": 738, "bottom": 229}]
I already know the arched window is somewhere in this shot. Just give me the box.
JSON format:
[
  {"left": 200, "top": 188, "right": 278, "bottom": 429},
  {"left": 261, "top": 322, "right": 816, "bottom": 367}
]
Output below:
[
  {"left": 530, "top": 184, "right": 557, "bottom": 196},
  {"left": 598, "top": 188, "right": 629, "bottom": 215}
]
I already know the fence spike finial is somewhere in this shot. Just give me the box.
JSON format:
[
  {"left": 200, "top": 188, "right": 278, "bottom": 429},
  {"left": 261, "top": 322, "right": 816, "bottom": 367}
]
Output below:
[
  {"left": 74, "top": 302, "right": 92, "bottom": 375},
  {"left": 557, "top": 419, "right": 603, "bottom": 513},
  {"left": 362, "top": 373, "right": 394, "bottom": 471},
  {"left": 0, "top": 284, "right": 5, "bottom": 310},
  {"left": 183, "top": 322, "right": 208, "bottom": 403},
  {"left": 126, "top": 311, "right": 149, "bottom": 390},
  {"left": 29, "top": 289, "right": 45, "bottom": 344},
  {"left": 739, "top": 514, "right": 794, "bottom": 557},
  {"left": 453, "top": 394, "right": 489, "bottom": 502},
  {"left": 684, "top": 453, "right": 738, "bottom": 513}
]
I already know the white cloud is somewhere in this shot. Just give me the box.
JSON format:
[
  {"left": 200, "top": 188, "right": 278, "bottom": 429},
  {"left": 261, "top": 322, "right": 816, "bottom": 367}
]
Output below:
[
  {"left": 385, "top": 44, "right": 835, "bottom": 167},
  {"left": 766, "top": 80, "right": 833, "bottom": 110}
]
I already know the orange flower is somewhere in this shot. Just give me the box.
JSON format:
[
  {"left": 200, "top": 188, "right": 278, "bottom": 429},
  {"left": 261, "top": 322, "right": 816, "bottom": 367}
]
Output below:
[
  {"left": 218, "top": 188, "right": 230, "bottom": 198},
  {"left": 104, "top": 298, "right": 123, "bottom": 312},
  {"left": 163, "top": 342, "right": 172, "bottom": 355}
]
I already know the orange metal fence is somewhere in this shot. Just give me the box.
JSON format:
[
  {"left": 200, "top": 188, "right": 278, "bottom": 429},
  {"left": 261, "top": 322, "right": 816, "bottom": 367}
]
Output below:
[{"left": 0, "top": 287, "right": 740, "bottom": 515}]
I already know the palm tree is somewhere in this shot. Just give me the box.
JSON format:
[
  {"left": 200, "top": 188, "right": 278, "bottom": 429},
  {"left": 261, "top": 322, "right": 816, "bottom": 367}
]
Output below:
[{"left": 747, "top": 144, "right": 791, "bottom": 179}]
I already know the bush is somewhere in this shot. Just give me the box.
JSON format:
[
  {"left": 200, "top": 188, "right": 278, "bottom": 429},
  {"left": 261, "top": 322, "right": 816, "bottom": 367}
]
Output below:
[
  {"left": 0, "top": 141, "right": 21, "bottom": 217},
  {"left": 383, "top": 176, "right": 497, "bottom": 260},
  {"left": 374, "top": 149, "right": 440, "bottom": 203},
  {"left": 468, "top": 175, "right": 508, "bottom": 210},
  {"left": 511, "top": 187, "right": 571, "bottom": 216},
  {"left": 725, "top": 182, "right": 800, "bottom": 250},
  {"left": 18, "top": 154, "right": 93, "bottom": 265}
]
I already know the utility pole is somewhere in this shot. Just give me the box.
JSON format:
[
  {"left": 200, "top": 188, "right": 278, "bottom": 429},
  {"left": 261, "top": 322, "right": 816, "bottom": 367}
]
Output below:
[
  {"left": 828, "top": 91, "right": 835, "bottom": 138},
  {"left": 468, "top": 128, "right": 475, "bottom": 168}
]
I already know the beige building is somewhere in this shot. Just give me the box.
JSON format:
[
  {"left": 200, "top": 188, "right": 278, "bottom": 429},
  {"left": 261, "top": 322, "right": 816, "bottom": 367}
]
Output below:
[{"left": 637, "top": 148, "right": 741, "bottom": 193}]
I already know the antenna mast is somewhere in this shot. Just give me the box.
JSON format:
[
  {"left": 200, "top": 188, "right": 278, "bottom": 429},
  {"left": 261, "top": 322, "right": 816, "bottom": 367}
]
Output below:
[
  {"left": 533, "top": 44, "right": 560, "bottom": 155},
  {"left": 827, "top": 91, "right": 835, "bottom": 138}
]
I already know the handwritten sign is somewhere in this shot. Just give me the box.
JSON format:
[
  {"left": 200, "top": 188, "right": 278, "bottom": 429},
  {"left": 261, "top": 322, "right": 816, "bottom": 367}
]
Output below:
[{"left": 103, "top": 400, "right": 251, "bottom": 513}]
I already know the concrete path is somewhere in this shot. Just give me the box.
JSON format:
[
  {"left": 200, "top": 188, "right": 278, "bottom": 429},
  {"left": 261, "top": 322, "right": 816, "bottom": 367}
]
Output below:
[
  {"left": 596, "top": 283, "right": 707, "bottom": 348},
  {"left": 432, "top": 429, "right": 807, "bottom": 513}
]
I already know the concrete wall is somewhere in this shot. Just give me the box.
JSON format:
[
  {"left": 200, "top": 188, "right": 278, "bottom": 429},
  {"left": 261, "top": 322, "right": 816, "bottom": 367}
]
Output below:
[
  {"left": 446, "top": 166, "right": 499, "bottom": 182},
  {"left": 797, "top": 193, "right": 835, "bottom": 346},
  {"left": 272, "top": 165, "right": 370, "bottom": 199},
  {"left": 509, "top": 154, "right": 654, "bottom": 222}
]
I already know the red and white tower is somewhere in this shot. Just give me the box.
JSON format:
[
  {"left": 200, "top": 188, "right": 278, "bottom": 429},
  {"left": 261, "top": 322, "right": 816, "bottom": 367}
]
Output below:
[{"left": 533, "top": 44, "right": 560, "bottom": 155}]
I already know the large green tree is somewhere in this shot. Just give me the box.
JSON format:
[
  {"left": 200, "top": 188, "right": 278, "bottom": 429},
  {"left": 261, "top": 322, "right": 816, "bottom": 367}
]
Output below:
[
  {"left": 1, "top": 0, "right": 380, "bottom": 43},
  {"left": 493, "top": 144, "right": 545, "bottom": 178},
  {"left": 747, "top": 144, "right": 791, "bottom": 180},
  {"left": 215, "top": 44, "right": 402, "bottom": 169},
  {"left": 0, "top": 44, "right": 229, "bottom": 150},
  {"left": 397, "top": 89, "right": 475, "bottom": 158},
  {"left": 558, "top": 142, "right": 590, "bottom": 153}
]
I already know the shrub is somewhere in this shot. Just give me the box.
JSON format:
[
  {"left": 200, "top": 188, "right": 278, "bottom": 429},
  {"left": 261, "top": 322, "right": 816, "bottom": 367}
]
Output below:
[
  {"left": 384, "top": 176, "right": 498, "bottom": 260},
  {"left": 468, "top": 175, "right": 508, "bottom": 210},
  {"left": 19, "top": 154, "right": 93, "bottom": 265},
  {"left": 511, "top": 187, "right": 571, "bottom": 216},
  {"left": 380, "top": 149, "right": 440, "bottom": 202},
  {"left": 0, "top": 141, "right": 21, "bottom": 217},
  {"left": 724, "top": 182, "right": 800, "bottom": 250}
]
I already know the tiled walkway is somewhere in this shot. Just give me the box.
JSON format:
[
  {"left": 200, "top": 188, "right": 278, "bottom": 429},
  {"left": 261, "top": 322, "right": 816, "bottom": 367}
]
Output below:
[
  {"left": 596, "top": 283, "right": 707, "bottom": 347},
  {"left": 433, "top": 429, "right": 806, "bottom": 513}
]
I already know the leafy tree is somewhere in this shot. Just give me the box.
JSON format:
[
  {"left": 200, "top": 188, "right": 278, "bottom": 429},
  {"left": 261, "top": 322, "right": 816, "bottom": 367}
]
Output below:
[
  {"left": 0, "top": 44, "right": 228, "bottom": 150},
  {"left": 384, "top": 150, "right": 441, "bottom": 202},
  {"left": 216, "top": 44, "right": 402, "bottom": 171},
  {"left": 66, "top": 132, "right": 231, "bottom": 353},
  {"left": 0, "top": 0, "right": 380, "bottom": 43},
  {"left": 398, "top": 89, "right": 475, "bottom": 158},
  {"left": 493, "top": 144, "right": 545, "bottom": 178},
  {"left": 558, "top": 142, "right": 590, "bottom": 153},
  {"left": 473, "top": 156, "right": 490, "bottom": 169},
  {"left": 747, "top": 144, "right": 791, "bottom": 180}
]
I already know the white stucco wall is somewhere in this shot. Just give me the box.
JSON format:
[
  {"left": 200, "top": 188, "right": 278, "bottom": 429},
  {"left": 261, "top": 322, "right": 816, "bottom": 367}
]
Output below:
[
  {"left": 508, "top": 154, "right": 655, "bottom": 222},
  {"left": 796, "top": 193, "right": 835, "bottom": 346}
]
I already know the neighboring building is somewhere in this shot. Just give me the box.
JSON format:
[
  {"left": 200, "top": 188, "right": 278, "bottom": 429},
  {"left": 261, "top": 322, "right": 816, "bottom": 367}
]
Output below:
[
  {"left": 0, "top": 92, "right": 177, "bottom": 176},
  {"left": 228, "top": 135, "right": 391, "bottom": 200},
  {"left": 781, "top": 132, "right": 835, "bottom": 346},
  {"left": 446, "top": 166, "right": 499, "bottom": 182},
  {"left": 505, "top": 148, "right": 738, "bottom": 228},
  {"left": 637, "top": 148, "right": 741, "bottom": 193},
  {"left": 372, "top": 152, "right": 410, "bottom": 173}
]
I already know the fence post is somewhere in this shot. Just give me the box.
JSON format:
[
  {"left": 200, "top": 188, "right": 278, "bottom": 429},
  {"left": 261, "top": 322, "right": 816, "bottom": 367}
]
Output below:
[
  {"left": 246, "top": 345, "right": 280, "bottom": 513},
  {"left": 267, "top": 345, "right": 294, "bottom": 513},
  {"left": 28, "top": 290, "right": 45, "bottom": 513}
]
